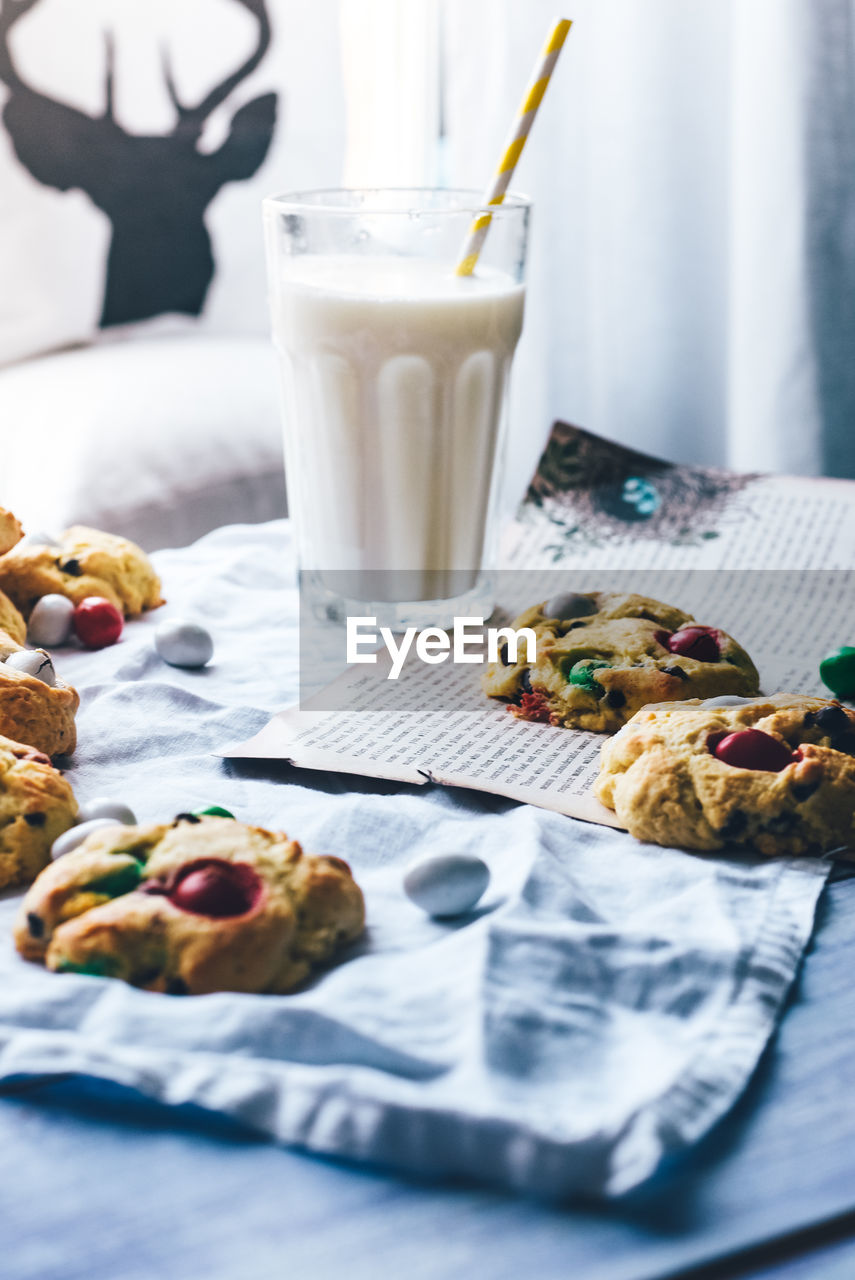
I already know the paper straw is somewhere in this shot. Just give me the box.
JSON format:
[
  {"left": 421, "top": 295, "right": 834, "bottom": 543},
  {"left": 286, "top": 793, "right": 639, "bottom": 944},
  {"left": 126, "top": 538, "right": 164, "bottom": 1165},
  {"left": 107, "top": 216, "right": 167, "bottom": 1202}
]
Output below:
[{"left": 455, "top": 17, "right": 572, "bottom": 277}]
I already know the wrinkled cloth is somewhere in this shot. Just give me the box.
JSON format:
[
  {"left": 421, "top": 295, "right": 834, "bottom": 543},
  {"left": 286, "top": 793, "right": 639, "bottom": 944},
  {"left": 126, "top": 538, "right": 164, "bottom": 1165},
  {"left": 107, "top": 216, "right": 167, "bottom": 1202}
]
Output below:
[{"left": 0, "top": 521, "right": 830, "bottom": 1198}]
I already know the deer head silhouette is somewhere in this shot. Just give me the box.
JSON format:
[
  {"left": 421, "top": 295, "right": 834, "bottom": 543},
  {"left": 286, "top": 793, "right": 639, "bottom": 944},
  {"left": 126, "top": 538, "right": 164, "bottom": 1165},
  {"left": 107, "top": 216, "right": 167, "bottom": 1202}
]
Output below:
[{"left": 0, "top": 0, "right": 278, "bottom": 327}]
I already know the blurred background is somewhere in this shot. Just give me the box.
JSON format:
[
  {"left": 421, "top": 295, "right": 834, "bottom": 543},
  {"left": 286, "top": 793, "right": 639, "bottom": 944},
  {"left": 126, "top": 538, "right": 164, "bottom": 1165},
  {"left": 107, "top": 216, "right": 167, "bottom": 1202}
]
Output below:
[{"left": 1, "top": 0, "right": 853, "bottom": 548}]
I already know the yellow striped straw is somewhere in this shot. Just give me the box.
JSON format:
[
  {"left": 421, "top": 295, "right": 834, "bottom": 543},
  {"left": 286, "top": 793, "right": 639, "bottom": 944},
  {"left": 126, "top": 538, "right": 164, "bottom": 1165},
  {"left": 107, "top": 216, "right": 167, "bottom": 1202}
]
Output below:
[{"left": 455, "top": 17, "right": 572, "bottom": 277}]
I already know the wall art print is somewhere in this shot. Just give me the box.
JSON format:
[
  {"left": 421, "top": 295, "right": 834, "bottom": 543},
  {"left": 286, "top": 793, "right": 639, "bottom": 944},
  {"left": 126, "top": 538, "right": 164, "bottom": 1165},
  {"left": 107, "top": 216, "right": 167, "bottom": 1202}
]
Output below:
[{"left": 0, "top": 0, "right": 278, "bottom": 327}]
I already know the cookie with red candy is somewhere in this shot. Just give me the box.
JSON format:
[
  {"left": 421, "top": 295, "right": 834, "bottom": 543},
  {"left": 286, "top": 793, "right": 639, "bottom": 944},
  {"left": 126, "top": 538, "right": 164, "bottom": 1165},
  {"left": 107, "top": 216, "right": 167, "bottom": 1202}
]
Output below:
[
  {"left": 595, "top": 694, "right": 855, "bottom": 856},
  {"left": 14, "top": 814, "right": 365, "bottom": 994},
  {"left": 482, "top": 591, "right": 759, "bottom": 732}
]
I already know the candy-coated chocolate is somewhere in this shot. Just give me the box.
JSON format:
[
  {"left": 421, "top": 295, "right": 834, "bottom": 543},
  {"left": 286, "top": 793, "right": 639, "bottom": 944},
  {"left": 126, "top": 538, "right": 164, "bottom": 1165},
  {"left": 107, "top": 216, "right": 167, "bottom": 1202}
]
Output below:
[
  {"left": 819, "top": 647, "right": 855, "bottom": 699},
  {"left": 701, "top": 695, "right": 758, "bottom": 708},
  {"left": 77, "top": 798, "right": 137, "bottom": 826},
  {"left": 154, "top": 620, "right": 214, "bottom": 669},
  {"left": 160, "top": 858, "right": 262, "bottom": 918},
  {"left": 55, "top": 954, "right": 119, "bottom": 978},
  {"left": 73, "top": 597, "right": 123, "bottom": 649},
  {"left": 22, "top": 531, "right": 60, "bottom": 548},
  {"left": 543, "top": 592, "right": 597, "bottom": 621},
  {"left": 3, "top": 648, "right": 56, "bottom": 686},
  {"left": 567, "top": 658, "right": 609, "bottom": 695},
  {"left": 51, "top": 818, "right": 125, "bottom": 861},
  {"left": 192, "top": 805, "right": 235, "bottom": 819},
  {"left": 713, "top": 729, "right": 793, "bottom": 772},
  {"left": 88, "top": 861, "right": 145, "bottom": 897},
  {"left": 667, "top": 626, "right": 721, "bottom": 662},
  {"left": 403, "top": 854, "right": 489, "bottom": 918},
  {"left": 27, "top": 594, "right": 75, "bottom": 648}
]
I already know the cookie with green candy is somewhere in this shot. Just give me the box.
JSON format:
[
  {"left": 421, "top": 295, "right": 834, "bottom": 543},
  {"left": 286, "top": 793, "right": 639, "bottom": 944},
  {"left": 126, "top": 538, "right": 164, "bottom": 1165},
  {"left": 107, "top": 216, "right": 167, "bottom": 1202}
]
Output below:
[
  {"left": 482, "top": 590, "right": 759, "bottom": 732},
  {"left": 14, "top": 814, "right": 365, "bottom": 995}
]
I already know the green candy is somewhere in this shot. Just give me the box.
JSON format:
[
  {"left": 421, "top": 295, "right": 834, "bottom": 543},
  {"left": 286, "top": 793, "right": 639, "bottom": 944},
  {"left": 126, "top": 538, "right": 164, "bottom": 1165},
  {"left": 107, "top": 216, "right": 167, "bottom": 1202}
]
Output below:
[
  {"left": 56, "top": 954, "right": 120, "bottom": 978},
  {"left": 819, "top": 647, "right": 855, "bottom": 699},
  {"left": 192, "top": 805, "right": 235, "bottom": 820},
  {"left": 567, "top": 659, "right": 610, "bottom": 697},
  {"left": 88, "top": 861, "right": 144, "bottom": 898}
]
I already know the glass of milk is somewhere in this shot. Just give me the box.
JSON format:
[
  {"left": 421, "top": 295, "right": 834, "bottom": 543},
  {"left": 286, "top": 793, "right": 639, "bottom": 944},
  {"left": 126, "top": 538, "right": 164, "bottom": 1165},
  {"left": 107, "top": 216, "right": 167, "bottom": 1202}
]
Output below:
[{"left": 263, "top": 188, "right": 529, "bottom": 630}]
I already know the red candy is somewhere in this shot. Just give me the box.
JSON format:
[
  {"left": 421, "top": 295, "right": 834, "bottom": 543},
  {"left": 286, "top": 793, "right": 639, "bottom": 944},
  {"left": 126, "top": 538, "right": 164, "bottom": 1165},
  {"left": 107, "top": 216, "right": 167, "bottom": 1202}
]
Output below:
[
  {"left": 73, "top": 596, "right": 123, "bottom": 649},
  {"left": 168, "top": 859, "right": 262, "bottom": 918},
  {"left": 712, "top": 729, "right": 793, "bottom": 772},
  {"left": 667, "top": 626, "right": 721, "bottom": 662}
]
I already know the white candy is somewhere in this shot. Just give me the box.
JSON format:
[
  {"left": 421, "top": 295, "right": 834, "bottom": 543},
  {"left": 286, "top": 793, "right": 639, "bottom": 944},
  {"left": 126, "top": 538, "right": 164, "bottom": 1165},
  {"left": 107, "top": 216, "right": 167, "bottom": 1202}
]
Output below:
[
  {"left": 403, "top": 854, "right": 490, "bottom": 918},
  {"left": 701, "top": 695, "right": 759, "bottom": 708},
  {"left": 27, "top": 594, "right": 75, "bottom": 648},
  {"left": 51, "top": 818, "right": 125, "bottom": 861},
  {"left": 3, "top": 648, "right": 56, "bottom": 686},
  {"left": 76, "top": 798, "right": 137, "bottom": 826},
  {"left": 155, "top": 619, "right": 214, "bottom": 669},
  {"left": 22, "top": 531, "right": 60, "bottom": 548},
  {"left": 543, "top": 592, "right": 597, "bottom": 620}
]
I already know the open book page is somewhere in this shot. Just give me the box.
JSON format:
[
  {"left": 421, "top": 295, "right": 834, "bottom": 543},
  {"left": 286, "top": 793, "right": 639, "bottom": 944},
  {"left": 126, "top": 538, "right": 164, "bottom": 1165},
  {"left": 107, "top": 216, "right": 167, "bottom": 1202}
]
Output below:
[
  {"left": 224, "top": 424, "right": 855, "bottom": 825},
  {"left": 505, "top": 421, "right": 855, "bottom": 570}
]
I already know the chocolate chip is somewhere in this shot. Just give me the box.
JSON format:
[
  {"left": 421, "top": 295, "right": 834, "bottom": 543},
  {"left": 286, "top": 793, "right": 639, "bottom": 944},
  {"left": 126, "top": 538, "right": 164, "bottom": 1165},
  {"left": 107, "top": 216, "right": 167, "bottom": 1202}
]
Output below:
[
  {"left": 134, "top": 967, "right": 162, "bottom": 987},
  {"left": 173, "top": 812, "right": 202, "bottom": 825},
  {"left": 832, "top": 733, "right": 855, "bottom": 756},
  {"left": 817, "top": 705, "right": 851, "bottom": 735},
  {"left": 23, "top": 812, "right": 45, "bottom": 827},
  {"left": 802, "top": 711, "right": 815, "bottom": 728},
  {"left": 59, "top": 558, "right": 82, "bottom": 576},
  {"left": 605, "top": 689, "right": 626, "bottom": 708},
  {"left": 166, "top": 977, "right": 188, "bottom": 996},
  {"left": 791, "top": 779, "right": 820, "bottom": 802},
  {"left": 767, "top": 811, "right": 800, "bottom": 834},
  {"left": 498, "top": 644, "right": 510, "bottom": 667},
  {"left": 564, "top": 620, "right": 589, "bottom": 632},
  {"left": 720, "top": 809, "right": 747, "bottom": 839},
  {"left": 520, "top": 668, "right": 533, "bottom": 696},
  {"left": 663, "top": 665, "right": 689, "bottom": 681},
  {"left": 26, "top": 912, "right": 43, "bottom": 939}
]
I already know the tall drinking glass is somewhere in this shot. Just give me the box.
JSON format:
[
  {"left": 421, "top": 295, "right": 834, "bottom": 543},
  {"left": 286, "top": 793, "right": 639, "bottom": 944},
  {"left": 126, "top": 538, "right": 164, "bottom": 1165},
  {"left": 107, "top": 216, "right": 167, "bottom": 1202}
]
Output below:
[{"left": 263, "top": 188, "right": 529, "bottom": 630}]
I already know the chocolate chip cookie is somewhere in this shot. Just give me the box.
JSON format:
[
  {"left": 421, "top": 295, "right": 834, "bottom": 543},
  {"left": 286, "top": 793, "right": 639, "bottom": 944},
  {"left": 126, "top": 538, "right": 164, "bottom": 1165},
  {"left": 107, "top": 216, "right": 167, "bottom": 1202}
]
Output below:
[
  {"left": 0, "top": 526, "right": 164, "bottom": 618},
  {"left": 0, "top": 507, "right": 22, "bottom": 556},
  {"left": 15, "top": 814, "right": 366, "bottom": 995},
  {"left": 595, "top": 694, "right": 855, "bottom": 855},
  {"left": 0, "top": 652, "right": 79, "bottom": 757},
  {"left": 0, "top": 590, "right": 26, "bottom": 650},
  {"left": 482, "top": 591, "right": 759, "bottom": 731},
  {"left": 0, "top": 735, "right": 77, "bottom": 890}
]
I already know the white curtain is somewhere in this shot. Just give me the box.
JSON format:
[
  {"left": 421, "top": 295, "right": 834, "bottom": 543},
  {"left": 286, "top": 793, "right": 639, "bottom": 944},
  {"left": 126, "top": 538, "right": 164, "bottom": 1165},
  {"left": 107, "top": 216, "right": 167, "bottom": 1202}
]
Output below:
[{"left": 442, "top": 0, "right": 855, "bottom": 505}]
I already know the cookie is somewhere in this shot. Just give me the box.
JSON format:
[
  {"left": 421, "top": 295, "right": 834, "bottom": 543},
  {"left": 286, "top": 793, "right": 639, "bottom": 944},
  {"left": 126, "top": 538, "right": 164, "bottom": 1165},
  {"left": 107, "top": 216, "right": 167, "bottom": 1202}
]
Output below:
[
  {"left": 482, "top": 592, "right": 759, "bottom": 731},
  {"left": 0, "top": 590, "right": 26, "bottom": 650},
  {"left": 0, "top": 735, "right": 77, "bottom": 890},
  {"left": 0, "top": 525, "right": 164, "bottom": 618},
  {"left": 15, "top": 814, "right": 366, "bottom": 994},
  {"left": 0, "top": 507, "right": 23, "bottom": 555},
  {"left": 0, "top": 653, "right": 79, "bottom": 757},
  {"left": 595, "top": 694, "right": 855, "bottom": 855}
]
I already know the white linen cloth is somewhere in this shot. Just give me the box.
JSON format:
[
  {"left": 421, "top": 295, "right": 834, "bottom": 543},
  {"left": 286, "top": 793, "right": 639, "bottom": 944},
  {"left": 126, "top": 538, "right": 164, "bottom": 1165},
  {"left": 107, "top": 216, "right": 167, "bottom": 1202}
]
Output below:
[{"left": 0, "top": 521, "right": 830, "bottom": 1198}]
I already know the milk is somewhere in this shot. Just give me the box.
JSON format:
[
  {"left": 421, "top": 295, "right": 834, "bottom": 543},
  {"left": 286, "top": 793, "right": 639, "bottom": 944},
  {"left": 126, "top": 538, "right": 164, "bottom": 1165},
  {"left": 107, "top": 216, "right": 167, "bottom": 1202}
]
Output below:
[{"left": 271, "top": 255, "right": 525, "bottom": 603}]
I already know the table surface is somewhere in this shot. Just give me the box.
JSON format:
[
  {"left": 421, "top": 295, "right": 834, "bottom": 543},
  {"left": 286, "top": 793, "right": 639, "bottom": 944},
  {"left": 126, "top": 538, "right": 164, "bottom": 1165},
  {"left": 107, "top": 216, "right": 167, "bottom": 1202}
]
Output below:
[{"left": 2, "top": 842, "right": 853, "bottom": 1280}]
